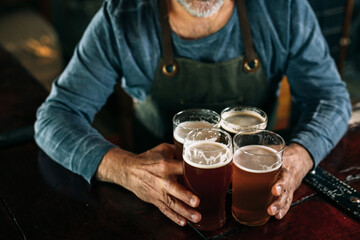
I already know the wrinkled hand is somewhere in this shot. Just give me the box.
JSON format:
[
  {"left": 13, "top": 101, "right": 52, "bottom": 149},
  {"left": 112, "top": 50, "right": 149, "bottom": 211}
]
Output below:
[
  {"left": 267, "top": 143, "right": 314, "bottom": 219},
  {"left": 96, "top": 143, "right": 201, "bottom": 226}
]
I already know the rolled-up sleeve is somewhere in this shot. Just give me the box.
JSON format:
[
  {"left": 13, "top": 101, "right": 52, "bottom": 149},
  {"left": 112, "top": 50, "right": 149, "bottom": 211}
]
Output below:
[
  {"left": 34, "top": 2, "right": 121, "bottom": 183},
  {"left": 285, "top": 0, "right": 351, "bottom": 166}
]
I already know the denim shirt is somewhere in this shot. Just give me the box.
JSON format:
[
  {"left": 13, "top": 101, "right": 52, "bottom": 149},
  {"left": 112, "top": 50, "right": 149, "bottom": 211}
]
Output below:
[{"left": 34, "top": 0, "right": 351, "bottom": 183}]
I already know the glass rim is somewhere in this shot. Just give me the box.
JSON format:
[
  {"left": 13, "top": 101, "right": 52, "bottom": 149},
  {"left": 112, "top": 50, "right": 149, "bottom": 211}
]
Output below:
[
  {"left": 184, "top": 128, "right": 232, "bottom": 153},
  {"left": 233, "top": 129, "right": 285, "bottom": 156},
  {"left": 220, "top": 106, "right": 268, "bottom": 126},
  {"left": 172, "top": 108, "right": 221, "bottom": 130}
]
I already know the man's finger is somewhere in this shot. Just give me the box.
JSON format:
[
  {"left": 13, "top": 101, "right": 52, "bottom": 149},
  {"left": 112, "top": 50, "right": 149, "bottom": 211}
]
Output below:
[
  {"left": 157, "top": 201, "right": 188, "bottom": 226},
  {"left": 271, "top": 168, "right": 291, "bottom": 196},
  {"left": 161, "top": 178, "right": 200, "bottom": 208},
  {"left": 166, "top": 159, "right": 184, "bottom": 176},
  {"left": 268, "top": 168, "right": 293, "bottom": 216},
  {"left": 274, "top": 193, "right": 293, "bottom": 219},
  {"left": 160, "top": 190, "right": 201, "bottom": 223}
]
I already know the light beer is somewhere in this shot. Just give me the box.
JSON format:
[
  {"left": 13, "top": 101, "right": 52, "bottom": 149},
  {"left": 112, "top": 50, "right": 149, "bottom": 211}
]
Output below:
[
  {"left": 232, "top": 145, "right": 282, "bottom": 226},
  {"left": 183, "top": 129, "right": 232, "bottom": 231},
  {"left": 220, "top": 106, "right": 267, "bottom": 137}
]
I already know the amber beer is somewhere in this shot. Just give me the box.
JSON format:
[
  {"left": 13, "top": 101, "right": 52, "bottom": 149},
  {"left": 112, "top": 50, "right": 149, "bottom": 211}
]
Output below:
[
  {"left": 232, "top": 130, "right": 284, "bottom": 226},
  {"left": 173, "top": 109, "right": 220, "bottom": 160},
  {"left": 183, "top": 129, "right": 232, "bottom": 231},
  {"left": 220, "top": 106, "right": 268, "bottom": 137}
]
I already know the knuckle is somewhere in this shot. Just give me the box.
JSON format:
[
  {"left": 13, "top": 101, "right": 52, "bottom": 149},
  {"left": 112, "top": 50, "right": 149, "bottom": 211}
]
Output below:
[
  {"left": 161, "top": 142, "right": 169, "bottom": 147},
  {"left": 285, "top": 172, "right": 294, "bottom": 181},
  {"left": 287, "top": 195, "right": 293, "bottom": 205},
  {"left": 163, "top": 191, "right": 176, "bottom": 208},
  {"left": 159, "top": 143, "right": 169, "bottom": 150},
  {"left": 157, "top": 159, "right": 169, "bottom": 173},
  {"left": 163, "top": 179, "right": 175, "bottom": 192},
  {"left": 279, "top": 195, "right": 287, "bottom": 205},
  {"left": 279, "top": 191, "right": 289, "bottom": 205},
  {"left": 167, "top": 197, "right": 176, "bottom": 208}
]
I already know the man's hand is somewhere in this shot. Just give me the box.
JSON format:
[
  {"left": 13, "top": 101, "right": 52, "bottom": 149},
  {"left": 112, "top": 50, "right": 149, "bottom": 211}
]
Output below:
[
  {"left": 267, "top": 143, "right": 314, "bottom": 219},
  {"left": 96, "top": 143, "right": 201, "bottom": 226}
]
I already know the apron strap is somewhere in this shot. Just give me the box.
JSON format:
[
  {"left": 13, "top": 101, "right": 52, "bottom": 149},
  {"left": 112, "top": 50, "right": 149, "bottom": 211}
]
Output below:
[
  {"left": 158, "top": 0, "right": 259, "bottom": 75},
  {"left": 236, "top": 0, "right": 260, "bottom": 72},
  {"left": 158, "top": 0, "right": 178, "bottom": 76}
]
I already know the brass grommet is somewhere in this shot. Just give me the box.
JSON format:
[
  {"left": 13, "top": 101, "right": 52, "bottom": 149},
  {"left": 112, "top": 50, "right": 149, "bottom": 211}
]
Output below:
[
  {"left": 162, "top": 62, "right": 179, "bottom": 77},
  {"left": 243, "top": 58, "right": 260, "bottom": 73}
]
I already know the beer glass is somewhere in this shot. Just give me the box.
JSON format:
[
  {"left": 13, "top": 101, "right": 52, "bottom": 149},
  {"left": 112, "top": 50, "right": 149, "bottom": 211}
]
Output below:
[
  {"left": 220, "top": 106, "right": 268, "bottom": 137},
  {"left": 232, "top": 130, "right": 285, "bottom": 226},
  {"left": 173, "top": 109, "right": 220, "bottom": 160},
  {"left": 183, "top": 128, "right": 233, "bottom": 231}
]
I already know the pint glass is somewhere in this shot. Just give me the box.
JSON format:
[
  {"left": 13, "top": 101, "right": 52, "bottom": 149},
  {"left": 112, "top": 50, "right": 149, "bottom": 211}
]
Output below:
[
  {"left": 220, "top": 106, "right": 267, "bottom": 137},
  {"left": 183, "top": 128, "right": 232, "bottom": 231},
  {"left": 173, "top": 109, "right": 220, "bottom": 160},
  {"left": 232, "top": 130, "right": 285, "bottom": 226}
]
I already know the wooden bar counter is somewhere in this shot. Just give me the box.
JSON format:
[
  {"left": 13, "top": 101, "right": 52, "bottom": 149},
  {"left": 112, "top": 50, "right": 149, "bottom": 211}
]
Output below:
[{"left": 1, "top": 47, "right": 360, "bottom": 239}]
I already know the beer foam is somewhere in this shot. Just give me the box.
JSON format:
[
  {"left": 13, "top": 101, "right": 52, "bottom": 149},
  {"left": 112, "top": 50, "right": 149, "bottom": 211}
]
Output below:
[
  {"left": 233, "top": 145, "right": 282, "bottom": 173},
  {"left": 174, "top": 121, "right": 214, "bottom": 144},
  {"left": 183, "top": 141, "right": 232, "bottom": 169},
  {"left": 221, "top": 111, "right": 266, "bottom": 133}
]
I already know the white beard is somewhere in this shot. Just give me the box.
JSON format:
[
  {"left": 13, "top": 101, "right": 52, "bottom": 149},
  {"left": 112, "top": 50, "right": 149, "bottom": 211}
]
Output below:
[{"left": 176, "top": 0, "right": 225, "bottom": 18}]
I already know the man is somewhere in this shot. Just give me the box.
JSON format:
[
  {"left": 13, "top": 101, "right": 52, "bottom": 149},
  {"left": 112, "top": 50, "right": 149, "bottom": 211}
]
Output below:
[{"left": 35, "top": 0, "right": 351, "bottom": 227}]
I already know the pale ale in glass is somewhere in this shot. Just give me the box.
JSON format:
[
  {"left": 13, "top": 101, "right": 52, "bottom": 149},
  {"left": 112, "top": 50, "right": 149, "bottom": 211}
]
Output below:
[{"left": 232, "top": 130, "right": 284, "bottom": 226}]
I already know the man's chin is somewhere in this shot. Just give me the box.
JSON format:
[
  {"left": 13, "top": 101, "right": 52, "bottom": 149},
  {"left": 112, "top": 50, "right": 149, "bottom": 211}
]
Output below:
[{"left": 176, "top": 0, "right": 225, "bottom": 18}]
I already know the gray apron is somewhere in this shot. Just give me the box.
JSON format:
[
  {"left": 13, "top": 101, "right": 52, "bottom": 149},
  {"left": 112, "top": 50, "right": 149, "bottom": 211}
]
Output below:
[{"left": 133, "top": 0, "right": 276, "bottom": 153}]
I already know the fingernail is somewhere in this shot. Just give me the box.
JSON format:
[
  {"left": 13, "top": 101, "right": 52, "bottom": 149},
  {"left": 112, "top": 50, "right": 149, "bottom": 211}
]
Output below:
[
  {"left": 191, "top": 213, "right": 200, "bottom": 222},
  {"left": 180, "top": 220, "right": 186, "bottom": 226},
  {"left": 190, "top": 197, "right": 197, "bottom": 207},
  {"left": 278, "top": 212, "right": 283, "bottom": 219},
  {"left": 276, "top": 185, "right": 282, "bottom": 195},
  {"left": 271, "top": 206, "right": 278, "bottom": 214}
]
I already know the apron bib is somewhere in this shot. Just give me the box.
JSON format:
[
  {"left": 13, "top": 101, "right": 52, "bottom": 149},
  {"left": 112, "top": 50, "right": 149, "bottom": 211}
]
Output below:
[{"left": 133, "top": 0, "right": 276, "bottom": 152}]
